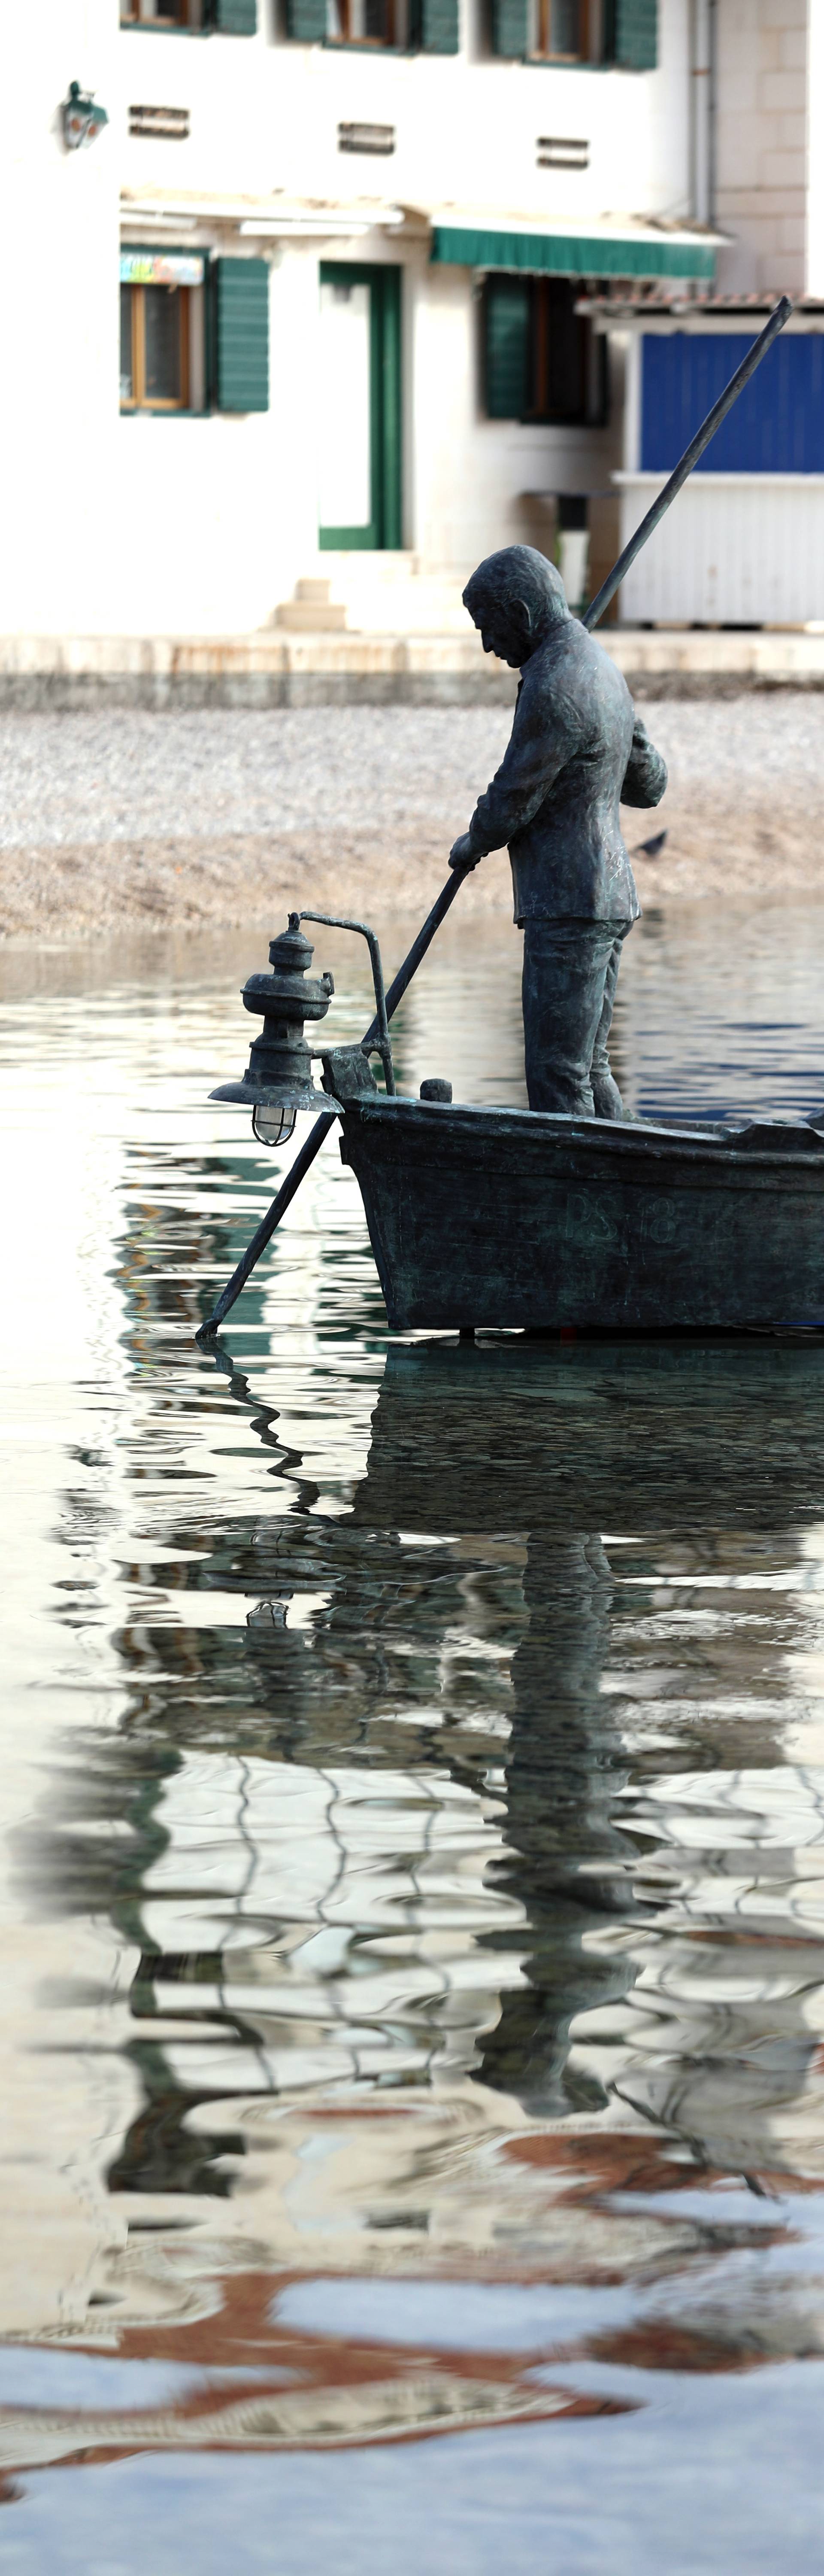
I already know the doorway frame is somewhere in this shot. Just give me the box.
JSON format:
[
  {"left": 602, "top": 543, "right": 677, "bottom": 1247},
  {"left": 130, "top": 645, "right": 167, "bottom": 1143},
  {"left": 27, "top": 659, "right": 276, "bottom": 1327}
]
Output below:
[{"left": 318, "top": 263, "right": 402, "bottom": 551}]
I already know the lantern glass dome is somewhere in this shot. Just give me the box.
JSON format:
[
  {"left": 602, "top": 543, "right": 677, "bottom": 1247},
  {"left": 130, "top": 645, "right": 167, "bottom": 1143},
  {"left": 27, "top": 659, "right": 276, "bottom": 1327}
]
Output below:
[{"left": 252, "top": 1103, "right": 297, "bottom": 1149}]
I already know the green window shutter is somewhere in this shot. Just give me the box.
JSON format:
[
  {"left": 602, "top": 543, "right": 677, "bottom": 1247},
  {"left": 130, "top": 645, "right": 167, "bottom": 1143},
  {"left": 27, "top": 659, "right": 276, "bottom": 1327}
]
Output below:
[
  {"left": 484, "top": 276, "right": 530, "bottom": 419},
  {"left": 491, "top": 0, "right": 528, "bottom": 54},
  {"left": 208, "top": 0, "right": 258, "bottom": 28},
  {"left": 211, "top": 259, "right": 269, "bottom": 412},
  {"left": 410, "top": 0, "right": 460, "bottom": 50},
  {"left": 605, "top": 0, "right": 658, "bottom": 68},
  {"left": 286, "top": 0, "right": 327, "bottom": 36}
]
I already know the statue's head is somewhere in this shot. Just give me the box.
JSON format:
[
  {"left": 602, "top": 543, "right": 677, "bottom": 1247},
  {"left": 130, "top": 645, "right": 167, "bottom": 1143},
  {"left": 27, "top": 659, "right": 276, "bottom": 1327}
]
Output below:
[{"left": 463, "top": 545, "right": 570, "bottom": 667}]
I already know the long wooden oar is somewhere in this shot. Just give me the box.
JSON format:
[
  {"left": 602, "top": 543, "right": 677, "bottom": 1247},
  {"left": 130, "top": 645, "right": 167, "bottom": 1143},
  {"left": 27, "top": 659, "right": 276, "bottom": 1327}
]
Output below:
[{"left": 197, "top": 295, "right": 791, "bottom": 1342}]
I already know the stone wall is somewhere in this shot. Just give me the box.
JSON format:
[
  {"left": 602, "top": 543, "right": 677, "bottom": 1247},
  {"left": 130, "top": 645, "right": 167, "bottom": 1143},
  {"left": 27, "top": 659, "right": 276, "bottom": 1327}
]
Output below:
[{"left": 715, "top": 0, "right": 809, "bottom": 297}]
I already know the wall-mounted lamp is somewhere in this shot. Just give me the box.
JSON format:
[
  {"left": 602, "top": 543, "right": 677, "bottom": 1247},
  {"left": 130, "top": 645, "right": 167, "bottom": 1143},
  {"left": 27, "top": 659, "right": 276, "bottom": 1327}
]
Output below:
[{"left": 62, "top": 82, "right": 109, "bottom": 152}]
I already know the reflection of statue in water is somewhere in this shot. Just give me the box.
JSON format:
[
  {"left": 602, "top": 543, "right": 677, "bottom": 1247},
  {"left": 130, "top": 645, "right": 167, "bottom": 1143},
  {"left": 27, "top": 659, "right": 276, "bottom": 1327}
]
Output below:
[
  {"left": 449, "top": 546, "right": 667, "bottom": 1119},
  {"left": 477, "top": 1531, "right": 637, "bottom": 2117}
]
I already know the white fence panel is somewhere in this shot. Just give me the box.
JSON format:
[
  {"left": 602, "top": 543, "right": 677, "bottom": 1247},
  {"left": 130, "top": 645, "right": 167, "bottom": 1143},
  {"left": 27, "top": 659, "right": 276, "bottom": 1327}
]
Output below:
[{"left": 614, "top": 474, "right": 824, "bottom": 626}]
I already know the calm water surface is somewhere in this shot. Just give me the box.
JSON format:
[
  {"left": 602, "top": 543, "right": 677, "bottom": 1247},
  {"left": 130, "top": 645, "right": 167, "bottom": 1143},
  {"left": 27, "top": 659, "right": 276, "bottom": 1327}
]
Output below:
[{"left": 3, "top": 900, "right": 824, "bottom": 2571}]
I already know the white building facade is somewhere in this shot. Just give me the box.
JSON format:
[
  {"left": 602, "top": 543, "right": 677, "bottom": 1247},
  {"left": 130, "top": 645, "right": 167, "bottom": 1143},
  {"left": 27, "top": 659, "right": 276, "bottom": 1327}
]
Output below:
[
  {"left": 8, "top": 3, "right": 819, "bottom": 641},
  {"left": 5, "top": 0, "right": 706, "bottom": 639}
]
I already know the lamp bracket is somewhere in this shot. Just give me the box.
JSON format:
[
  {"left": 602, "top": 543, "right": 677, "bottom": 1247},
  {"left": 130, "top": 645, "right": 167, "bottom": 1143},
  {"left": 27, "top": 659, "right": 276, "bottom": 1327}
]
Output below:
[{"left": 297, "top": 912, "right": 395, "bottom": 1097}]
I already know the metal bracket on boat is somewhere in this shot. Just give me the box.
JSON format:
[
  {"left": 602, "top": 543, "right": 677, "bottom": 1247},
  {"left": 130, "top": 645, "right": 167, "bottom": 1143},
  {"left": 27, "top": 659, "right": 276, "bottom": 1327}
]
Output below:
[
  {"left": 320, "top": 1045, "right": 379, "bottom": 1106},
  {"left": 298, "top": 911, "right": 395, "bottom": 1097}
]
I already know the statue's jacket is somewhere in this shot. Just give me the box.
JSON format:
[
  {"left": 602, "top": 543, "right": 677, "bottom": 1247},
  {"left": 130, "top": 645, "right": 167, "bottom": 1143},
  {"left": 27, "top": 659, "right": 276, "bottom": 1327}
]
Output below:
[{"left": 466, "top": 614, "right": 668, "bottom": 924}]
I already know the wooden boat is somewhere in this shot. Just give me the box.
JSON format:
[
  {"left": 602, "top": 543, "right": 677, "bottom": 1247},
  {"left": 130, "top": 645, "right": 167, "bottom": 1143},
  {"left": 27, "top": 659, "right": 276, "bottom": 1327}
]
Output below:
[{"left": 329, "top": 1050, "right": 824, "bottom": 1334}]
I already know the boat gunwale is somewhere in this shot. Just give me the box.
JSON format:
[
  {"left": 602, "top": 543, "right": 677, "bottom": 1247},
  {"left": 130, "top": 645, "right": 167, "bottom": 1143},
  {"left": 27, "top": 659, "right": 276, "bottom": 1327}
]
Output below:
[{"left": 341, "top": 1093, "right": 824, "bottom": 1178}]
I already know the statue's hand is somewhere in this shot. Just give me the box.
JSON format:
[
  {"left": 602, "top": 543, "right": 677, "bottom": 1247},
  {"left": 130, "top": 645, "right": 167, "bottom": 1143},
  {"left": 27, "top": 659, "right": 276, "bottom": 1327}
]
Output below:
[{"left": 449, "top": 833, "right": 479, "bottom": 872}]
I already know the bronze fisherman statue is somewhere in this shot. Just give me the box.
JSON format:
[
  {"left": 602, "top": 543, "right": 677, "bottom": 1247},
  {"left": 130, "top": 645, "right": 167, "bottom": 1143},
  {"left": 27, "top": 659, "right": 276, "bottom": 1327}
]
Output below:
[
  {"left": 449, "top": 545, "right": 667, "bottom": 1121},
  {"left": 200, "top": 308, "right": 791, "bottom": 1337}
]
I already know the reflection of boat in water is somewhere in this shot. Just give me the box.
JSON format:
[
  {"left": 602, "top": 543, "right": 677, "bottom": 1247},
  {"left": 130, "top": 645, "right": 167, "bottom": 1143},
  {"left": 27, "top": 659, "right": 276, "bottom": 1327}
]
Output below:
[
  {"left": 336, "top": 1067, "right": 824, "bottom": 1333},
  {"left": 81, "top": 1335, "right": 824, "bottom": 2173},
  {"left": 354, "top": 1339, "right": 824, "bottom": 2139},
  {"left": 355, "top": 1334, "right": 824, "bottom": 1534}
]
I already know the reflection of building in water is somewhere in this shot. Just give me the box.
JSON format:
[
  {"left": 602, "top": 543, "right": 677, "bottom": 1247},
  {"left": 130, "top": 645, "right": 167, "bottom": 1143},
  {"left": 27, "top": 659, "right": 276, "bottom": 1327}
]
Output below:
[
  {"left": 17, "top": 1335, "right": 824, "bottom": 2464},
  {"left": 120, "top": 1139, "right": 275, "bottom": 1352}
]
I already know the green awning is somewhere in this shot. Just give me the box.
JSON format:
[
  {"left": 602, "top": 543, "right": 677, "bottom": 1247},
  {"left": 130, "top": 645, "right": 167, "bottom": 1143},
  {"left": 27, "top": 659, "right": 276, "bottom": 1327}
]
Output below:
[{"left": 430, "top": 226, "right": 716, "bottom": 281}]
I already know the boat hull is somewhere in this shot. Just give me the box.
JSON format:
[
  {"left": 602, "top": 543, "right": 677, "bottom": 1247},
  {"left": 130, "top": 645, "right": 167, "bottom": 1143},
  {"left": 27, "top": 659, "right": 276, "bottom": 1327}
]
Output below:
[{"left": 338, "top": 1096, "right": 824, "bottom": 1332}]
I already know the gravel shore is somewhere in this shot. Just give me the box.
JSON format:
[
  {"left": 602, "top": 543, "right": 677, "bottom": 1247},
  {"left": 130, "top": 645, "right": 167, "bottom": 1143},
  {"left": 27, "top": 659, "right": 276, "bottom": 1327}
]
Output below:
[{"left": 2, "top": 696, "right": 823, "bottom": 941}]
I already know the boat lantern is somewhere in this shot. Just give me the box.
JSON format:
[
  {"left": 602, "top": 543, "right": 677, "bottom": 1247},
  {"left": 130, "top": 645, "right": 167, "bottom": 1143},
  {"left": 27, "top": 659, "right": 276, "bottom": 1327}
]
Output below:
[{"left": 209, "top": 915, "right": 342, "bottom": 1146}]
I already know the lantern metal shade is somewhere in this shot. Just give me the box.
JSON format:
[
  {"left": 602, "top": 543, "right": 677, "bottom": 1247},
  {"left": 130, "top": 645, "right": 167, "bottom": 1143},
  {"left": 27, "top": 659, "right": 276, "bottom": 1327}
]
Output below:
[{"left": 209, "top": 1067, "right": 340, "bottom": 1115}]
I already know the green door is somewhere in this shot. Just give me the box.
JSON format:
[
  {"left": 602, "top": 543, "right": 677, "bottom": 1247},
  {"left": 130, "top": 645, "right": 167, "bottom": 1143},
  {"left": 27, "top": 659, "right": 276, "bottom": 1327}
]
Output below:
[{"left": 318, "top": 264, "right": 402, "bottom": 551}]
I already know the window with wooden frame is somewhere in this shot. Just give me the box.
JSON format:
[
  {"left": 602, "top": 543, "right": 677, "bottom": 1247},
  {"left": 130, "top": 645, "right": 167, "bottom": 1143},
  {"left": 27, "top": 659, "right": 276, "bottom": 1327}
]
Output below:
[
  {"left": 527, "top": 0, "right": 602, "bottom": 60},
  {"left": 484, "top": 275, "right": 607, "bottom": 427},
  {"left": 325, "top": 0, "right": 408, "bottom": 44},
  {"left": 491, "top": 0, "right": 655, "bottom": 64},
  {"left": 120, "top": 267, "right": 197, "bottom": 410},
  {"left": 121, "top": 283, "right": 189, "bottom": 408},
  {"left": 120, "top": 1, "right": 205, "bottom": 26}
]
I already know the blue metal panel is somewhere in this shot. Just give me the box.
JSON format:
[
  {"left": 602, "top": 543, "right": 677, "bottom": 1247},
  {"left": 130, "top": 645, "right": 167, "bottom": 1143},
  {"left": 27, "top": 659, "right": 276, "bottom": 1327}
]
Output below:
[{"left": 641, "top": 331, "right": 824, "bottom": 472}]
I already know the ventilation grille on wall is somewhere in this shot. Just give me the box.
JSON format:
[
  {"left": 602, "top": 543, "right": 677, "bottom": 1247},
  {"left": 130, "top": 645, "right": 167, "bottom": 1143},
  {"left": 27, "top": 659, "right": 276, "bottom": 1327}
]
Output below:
[
  {"left": 337, "top": 122, "right": 396, "bottom": 155},
  {"left": 129, "top": 103, "right": 191, "bottom": 139},
  {"left": 536, "top": 136, "right": 589, "bottom": 169}
]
